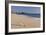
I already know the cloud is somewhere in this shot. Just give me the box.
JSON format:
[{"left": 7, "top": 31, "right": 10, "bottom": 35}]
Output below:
[{"left": 11, "top": 6, "right": 40, "bottom": 14}]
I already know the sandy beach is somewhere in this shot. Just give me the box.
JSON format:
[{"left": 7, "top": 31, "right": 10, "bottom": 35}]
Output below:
[{"left": 11, "top": 14, "right": 40, "bottom": 29}]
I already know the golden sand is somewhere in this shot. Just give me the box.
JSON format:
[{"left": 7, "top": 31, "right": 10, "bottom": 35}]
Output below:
[{"left": 11, "top": 14, "right": 40, "bottom": 29}]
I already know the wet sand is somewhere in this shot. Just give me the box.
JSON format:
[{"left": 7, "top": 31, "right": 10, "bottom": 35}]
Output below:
[{"left": 11, "top": 14, "right": 40, "bottom": 29}]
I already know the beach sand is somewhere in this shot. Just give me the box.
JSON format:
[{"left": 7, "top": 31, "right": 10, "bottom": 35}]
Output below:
[{"left": 11, "top": 14, "right": 40, "bottom": 29}]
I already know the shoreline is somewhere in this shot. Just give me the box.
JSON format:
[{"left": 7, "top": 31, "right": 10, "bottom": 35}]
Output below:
[{"left": 11, "top": 14, "right": 40, "bottom": 29}]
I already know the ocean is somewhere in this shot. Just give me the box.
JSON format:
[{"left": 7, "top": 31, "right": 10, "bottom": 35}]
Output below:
[
  {"left": 23, "top": 14, "right": 40, "bottom": 18},
  {"left": 12, "top": 12, "right": 40, "bottom": 18},
  {"left": 16, "top": 13, "right": 40, "bottom": 18}
]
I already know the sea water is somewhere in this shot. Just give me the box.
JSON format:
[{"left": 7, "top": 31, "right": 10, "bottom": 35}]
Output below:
[
  {"left": 23, "top": 14, "right": 40, "bottom": 18},
  {"left": 17, "top": 13, "right": 40, "bottom": 18}
]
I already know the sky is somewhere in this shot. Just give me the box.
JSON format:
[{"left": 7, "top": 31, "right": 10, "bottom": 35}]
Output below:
[{"left": 11, "top": 6, "right": 40, "bottom": 14}]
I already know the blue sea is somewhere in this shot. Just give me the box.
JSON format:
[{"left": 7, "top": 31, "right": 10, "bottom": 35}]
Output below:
[
  {"left": 23, "top": 14, "right": 40, "bottom": 18},
  {"left": 17, "top": 13, "right": 40, "bottom": 18}
]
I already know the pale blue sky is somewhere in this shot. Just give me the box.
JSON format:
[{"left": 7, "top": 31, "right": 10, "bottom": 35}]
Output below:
[{"left": 11, "top": 6, "right": 40, "bottom": 14}]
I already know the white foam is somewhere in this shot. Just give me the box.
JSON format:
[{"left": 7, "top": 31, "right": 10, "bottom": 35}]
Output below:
[{"left": 32, "top": 17, "right": 40, "bottom": 21}]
